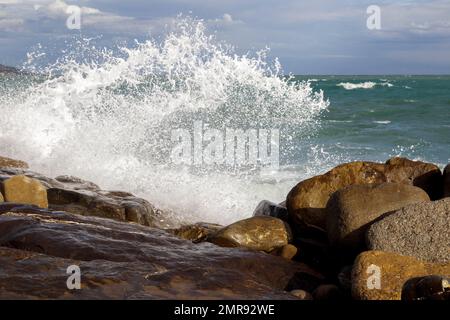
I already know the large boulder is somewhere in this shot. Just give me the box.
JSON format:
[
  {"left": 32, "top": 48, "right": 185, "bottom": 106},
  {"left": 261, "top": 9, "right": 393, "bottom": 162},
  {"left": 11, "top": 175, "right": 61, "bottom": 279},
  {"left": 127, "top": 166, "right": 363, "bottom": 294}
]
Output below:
[
  {"left": 367, "top": 198, "right": 450, "bottom": 263},
  {"left": 326, "top": 183, "right": 430, "bottom": 251},
  {"left": 207, "top": 216, "right": 292, "bottom": 252},
  {"left": 0, "top": 156, "right": 29, "bottom": 169},
  {"left": 352, "top": 251, "right": 450, "bottom": 300},
  {"left": 0, "top": 175, "right": 48, "bottom": 208},
  {"left": 444, "top": 164, "right": 450, "bottom": 198},
  {"left": 0, "top": 206, "right": 320, "bottom": 299},
  {"left": 286, "top": 158, "right": 441, "bottom": 230}
]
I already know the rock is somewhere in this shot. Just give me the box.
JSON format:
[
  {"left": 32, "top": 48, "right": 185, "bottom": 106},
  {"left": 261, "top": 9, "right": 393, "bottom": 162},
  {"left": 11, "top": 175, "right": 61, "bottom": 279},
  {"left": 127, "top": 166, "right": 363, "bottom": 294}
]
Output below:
[
  {"left": 0, "top": 208, "right": 320, "bottom": 299},
  {"left": 444, "top": 164, "right": 450, "bottom": 198},
  {"left": 313, "top": 284, "right": 343, "bottom": 300},
  {"left": 385, "top": 157, "right": 442, "bottom": 200},
  {"left": 253, "top": 200, "right": 289, "bottom": 221},
  {"left": 286, "top": 158, "right": 441, "bottom": 230},
  {"left": 326, "top": 183, "right": 429, "bottom": 251},
  {"left": 54, "top": 175, "right": 100, "bottom": 191},
  {"left": 0, "top": 175, "right": 48, "bottom": 208},
  {"left": 0, "top": 156, "right": 29, "bottom": 169},
  {"left": 290, "top": 290, "right": 313, "bottom": 300},
  {"left": 351, "top": 251, "right": 450, "bottom": 300},
  {"left": 273, "top": 244, "right": 298, "bottom": 260},
  {"left": 401, "top": 275, "right": 450, "bottom": 301},
  {"left": 208, "top": 216, "right": 292, "bottom": 252},
  {"left": 0, "top": 168, "right": 170, "bottom": 228},
  {"left": 168, "top": 222, "right": 223, "bottom": 242},
  {"left": 0, "top": 168, "right": 64, "bottom": 189},
  {"left": 47, "top": 187, "right": 163, "bottom": 228},
  {"left": 367, "top": 198, "right": 450, "bottom": 263}
]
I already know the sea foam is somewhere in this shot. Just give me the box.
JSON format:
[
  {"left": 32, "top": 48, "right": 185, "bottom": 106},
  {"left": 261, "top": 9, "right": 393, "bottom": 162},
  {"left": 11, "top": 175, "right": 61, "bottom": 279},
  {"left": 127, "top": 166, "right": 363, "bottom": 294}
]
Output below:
[{"left": 0, "top": 18, "right": 329, "bottom": 225}]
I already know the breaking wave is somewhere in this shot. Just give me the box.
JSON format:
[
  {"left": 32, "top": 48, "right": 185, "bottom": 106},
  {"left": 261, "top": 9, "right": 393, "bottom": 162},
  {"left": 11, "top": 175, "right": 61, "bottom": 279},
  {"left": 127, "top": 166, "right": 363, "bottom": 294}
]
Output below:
[{"left": 0, "top": 18, "right": 329, "bottom": 225}]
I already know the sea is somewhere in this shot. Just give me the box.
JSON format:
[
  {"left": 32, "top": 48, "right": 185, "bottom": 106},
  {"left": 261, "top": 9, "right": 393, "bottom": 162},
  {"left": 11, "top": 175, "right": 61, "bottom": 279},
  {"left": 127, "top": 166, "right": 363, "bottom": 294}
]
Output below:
[{"left": 0, "top": 20, "right": 449, "bottom": 226}]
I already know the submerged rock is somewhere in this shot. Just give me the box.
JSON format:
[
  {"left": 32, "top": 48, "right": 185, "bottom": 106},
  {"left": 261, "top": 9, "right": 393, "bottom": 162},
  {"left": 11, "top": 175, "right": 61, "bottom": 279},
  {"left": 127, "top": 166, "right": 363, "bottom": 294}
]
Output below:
[
  {"left": 0, "top": 156, "right": 29, "bottom": 169},
  {"left": 326, "top": 183, "right": 429, "bottom": 251},
  {"left": 207, "top": 216, "right": 292, "bottom": 252},
  {"left": 0, "top": 175, "right": 48, "bottom": 208},
  {"left": 0, "top": 208, "right": 319, "bottom": 299},
  {"left": 367, "top": 198, "right": 450, "bottom": 263},
  {"left": 351, "top": 251, "right": 450, "bottom": 300},
  {"left": 286, "top": 158, "right": 441, "bottom": 230}
]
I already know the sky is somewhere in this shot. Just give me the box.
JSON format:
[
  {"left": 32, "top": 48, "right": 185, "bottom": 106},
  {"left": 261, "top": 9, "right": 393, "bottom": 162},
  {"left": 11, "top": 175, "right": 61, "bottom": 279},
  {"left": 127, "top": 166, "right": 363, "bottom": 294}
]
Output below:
[{"left": 0, "top": 0, "right": 449, "bottom": 74}]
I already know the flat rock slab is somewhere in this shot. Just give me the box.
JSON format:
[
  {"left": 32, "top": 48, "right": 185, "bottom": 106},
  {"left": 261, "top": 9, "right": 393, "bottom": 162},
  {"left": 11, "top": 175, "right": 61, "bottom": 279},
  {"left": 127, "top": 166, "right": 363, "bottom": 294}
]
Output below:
[
  {"left": 0, "top": 208, "right": 320, "bottom": 299},
  {"left": 367, "top": 198, "right": 450, "bottom": 263},
  {"left": 352, "top": 251, "right": 450, "bottom": 300}
]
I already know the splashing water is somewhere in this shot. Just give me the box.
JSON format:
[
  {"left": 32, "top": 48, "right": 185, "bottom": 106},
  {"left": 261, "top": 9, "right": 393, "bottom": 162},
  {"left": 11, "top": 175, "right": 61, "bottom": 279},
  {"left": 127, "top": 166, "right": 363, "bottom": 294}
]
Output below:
[{"left": 0, "top": 18, "right": 329, "bottom": 225}]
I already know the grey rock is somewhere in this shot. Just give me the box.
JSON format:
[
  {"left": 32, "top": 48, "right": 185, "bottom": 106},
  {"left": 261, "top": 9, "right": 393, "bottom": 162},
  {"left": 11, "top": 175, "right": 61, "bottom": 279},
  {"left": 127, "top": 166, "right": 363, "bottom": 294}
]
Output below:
[
  {"left": 367, "top": 198, "right": 450, "bottom": 263},
  {"left": 326, "top": 182, "right": 430, "bottom": 250},
  {"left": 253, "top": 200, "right": 288, "bottom": 221}
]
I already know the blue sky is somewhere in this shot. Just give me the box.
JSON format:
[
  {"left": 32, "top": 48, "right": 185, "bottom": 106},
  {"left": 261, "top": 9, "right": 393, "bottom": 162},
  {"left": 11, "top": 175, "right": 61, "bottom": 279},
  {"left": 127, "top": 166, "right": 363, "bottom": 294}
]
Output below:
[{"left": 1, "top": 0, "right": 449, "bottom": 74}]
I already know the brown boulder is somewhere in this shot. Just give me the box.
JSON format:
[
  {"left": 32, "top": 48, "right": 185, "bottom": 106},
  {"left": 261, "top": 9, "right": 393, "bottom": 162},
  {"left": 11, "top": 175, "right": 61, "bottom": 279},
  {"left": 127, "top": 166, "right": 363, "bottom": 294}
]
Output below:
[
  {"left": 0, "top": 175, "right": 48, "bottom": 208},
  {"left": 0, "top": 156, "right": 29, "bottom": 169},
  {"left": 0, "top": 208, "right": 319, "bottom": 299},
  {"left": 351, "top": 251, "right": 450, "bottom": 300},
  {"left": 208, "top": 216, "right": 292, "bottom": 252},
  {"left": 326, "top": 183, "right": 430, "bottom": 250},
  {"left": 287, "top": 158, "right": 441, "bottom": 230}
]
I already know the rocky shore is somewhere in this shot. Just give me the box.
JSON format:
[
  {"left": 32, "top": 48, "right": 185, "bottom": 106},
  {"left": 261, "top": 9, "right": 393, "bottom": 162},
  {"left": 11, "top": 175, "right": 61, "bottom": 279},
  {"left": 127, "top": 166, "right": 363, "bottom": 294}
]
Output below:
[{"left": 0, "top": 155, "right": 448, "bottom": 300}]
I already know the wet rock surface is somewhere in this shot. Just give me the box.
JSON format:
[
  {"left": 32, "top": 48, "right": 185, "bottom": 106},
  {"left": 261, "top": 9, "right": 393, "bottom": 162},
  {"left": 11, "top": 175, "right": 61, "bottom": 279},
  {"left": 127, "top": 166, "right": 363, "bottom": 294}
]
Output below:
[
  {"left": 0, "top": 168, "right": 166, "bottom": 228},
  {"left": 0, "top": 206, "right": 320, "bottom": 299},
  {"left": 207, "top": 216, "right": 292, "bottom": 252}
]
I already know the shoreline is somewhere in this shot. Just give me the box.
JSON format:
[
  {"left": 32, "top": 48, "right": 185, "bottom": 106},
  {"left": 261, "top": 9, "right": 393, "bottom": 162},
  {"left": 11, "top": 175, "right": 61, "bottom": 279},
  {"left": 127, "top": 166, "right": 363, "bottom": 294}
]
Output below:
[{"left": 0, "top": 154, "right": 448, "bottom": 300}]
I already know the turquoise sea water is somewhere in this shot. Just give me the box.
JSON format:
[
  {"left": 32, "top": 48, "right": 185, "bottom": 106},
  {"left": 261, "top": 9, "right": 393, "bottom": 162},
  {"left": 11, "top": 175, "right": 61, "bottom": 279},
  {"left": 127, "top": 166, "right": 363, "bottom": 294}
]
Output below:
[{"left": 295, "top": 75, "right": 450, "bottom": 168}]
